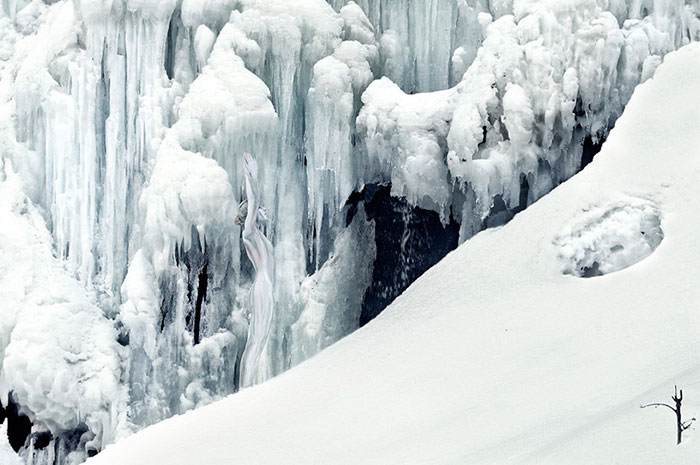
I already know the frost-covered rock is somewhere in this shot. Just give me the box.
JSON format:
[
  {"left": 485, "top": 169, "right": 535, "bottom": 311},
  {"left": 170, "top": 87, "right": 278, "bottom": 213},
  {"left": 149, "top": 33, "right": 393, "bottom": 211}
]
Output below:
[{"left": 290, "top": 206, "right": 376, "bottom": 364}]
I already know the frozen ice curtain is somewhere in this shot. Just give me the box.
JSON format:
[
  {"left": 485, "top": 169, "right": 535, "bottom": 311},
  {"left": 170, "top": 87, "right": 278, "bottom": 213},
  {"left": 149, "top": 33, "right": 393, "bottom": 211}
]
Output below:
[{"left": 239, "top": 153, "right": 275, "bottom": 388}]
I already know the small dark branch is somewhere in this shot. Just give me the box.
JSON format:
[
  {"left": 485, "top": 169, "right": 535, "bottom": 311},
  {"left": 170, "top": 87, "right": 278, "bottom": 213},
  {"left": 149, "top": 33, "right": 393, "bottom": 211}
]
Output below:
[
  {"left": 641, "top": 385, "right": 691, "bottom": 445},
  {"left": 640, "top": 402, "right": 676, "bottom": 412},
  {"left": 681, "top": 418, "right": 696, "bottom": 431},
  {"left": 672, "top": 386, "right": 683, "bottom": 403}
]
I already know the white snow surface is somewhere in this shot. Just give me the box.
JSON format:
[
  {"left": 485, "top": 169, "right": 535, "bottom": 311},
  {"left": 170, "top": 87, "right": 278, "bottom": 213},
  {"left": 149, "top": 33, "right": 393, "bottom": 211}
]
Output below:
[
  {"left": 0, "top": 422, "right": 23, "bottom": 465},
  {"left": 86, "top": 42, "right": 700, "bottom": 465}
]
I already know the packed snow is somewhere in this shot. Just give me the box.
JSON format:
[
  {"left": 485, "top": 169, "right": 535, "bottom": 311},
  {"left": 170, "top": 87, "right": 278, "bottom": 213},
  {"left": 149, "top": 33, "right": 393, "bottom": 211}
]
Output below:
[{"left": 87, "top": 41, "right": 700, "bottom": 465}]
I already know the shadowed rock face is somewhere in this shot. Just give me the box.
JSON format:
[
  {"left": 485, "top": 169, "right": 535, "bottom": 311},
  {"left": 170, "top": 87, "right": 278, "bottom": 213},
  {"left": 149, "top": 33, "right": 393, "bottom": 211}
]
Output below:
[
  {"left": 353, "top": 133, "right": 604, "bottom": 325},
  {"left": 346, "top": 185, "right": 460, "bottom": 326}
]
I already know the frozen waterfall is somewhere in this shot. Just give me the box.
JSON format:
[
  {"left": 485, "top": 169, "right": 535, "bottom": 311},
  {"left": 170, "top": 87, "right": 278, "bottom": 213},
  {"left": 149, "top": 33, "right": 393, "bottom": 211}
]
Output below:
[{"left": 0, "top": 0, "right": 699, "bottom": 464}]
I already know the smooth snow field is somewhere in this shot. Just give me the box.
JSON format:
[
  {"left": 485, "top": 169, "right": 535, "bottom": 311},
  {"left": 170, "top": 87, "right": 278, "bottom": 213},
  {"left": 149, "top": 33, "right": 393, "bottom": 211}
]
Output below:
[{"left": 86, "top": 43, "right": 700, "bottom": 465}]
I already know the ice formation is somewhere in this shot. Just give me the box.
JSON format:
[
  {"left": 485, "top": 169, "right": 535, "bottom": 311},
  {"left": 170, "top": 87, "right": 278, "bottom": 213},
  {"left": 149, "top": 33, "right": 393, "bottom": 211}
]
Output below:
[
  {"left": 0, "top": 0, "right": 699, "bottom": 464},
  {"left": 357, "top": 0, "right": 700, "bottom": 241},
  {"left": 0, "top": 158, "right": 127, "bottom": 464},
  {"left": 239, "top": 153, "right": 275, "bottom": 388},
  {"left": 82, "top": 40, "right": 700, "bottom": 465}
]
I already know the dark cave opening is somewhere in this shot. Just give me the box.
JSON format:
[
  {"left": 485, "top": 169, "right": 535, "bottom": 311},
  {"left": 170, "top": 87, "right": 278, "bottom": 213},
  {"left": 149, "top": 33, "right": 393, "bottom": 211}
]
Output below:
[
  {"left": 581, "top": 134, "right": 605, "bottom": 170},
  {"left": 482, "top": 175, "right": 530, "bottom": 230},
  {"left": 32, "top": 431, "right": 52, "bottom": 450},
  {"left": 347, "top": 185, "right": 460, "bottom": 326},
  {"left": 0, "top": 396, "right": 32, "bottom": 452},
  {"left": 342, "top": 121, "right": 610, "bottom": 326},
  {"left": 343, "top": 135, "right": 611, "bottom": 325}
]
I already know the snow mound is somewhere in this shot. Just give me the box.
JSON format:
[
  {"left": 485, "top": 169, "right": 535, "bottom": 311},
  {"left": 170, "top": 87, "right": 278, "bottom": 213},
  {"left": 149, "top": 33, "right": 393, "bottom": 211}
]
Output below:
[{"left": 555, "top": 197, "right": 664, "bottom": 277}]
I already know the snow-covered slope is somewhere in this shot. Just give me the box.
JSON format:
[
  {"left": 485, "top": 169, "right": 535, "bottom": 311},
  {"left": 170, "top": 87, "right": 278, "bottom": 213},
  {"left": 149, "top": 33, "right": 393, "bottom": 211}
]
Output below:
[{"left": 86, "top": 42, "right": 700, "bottom": 465}]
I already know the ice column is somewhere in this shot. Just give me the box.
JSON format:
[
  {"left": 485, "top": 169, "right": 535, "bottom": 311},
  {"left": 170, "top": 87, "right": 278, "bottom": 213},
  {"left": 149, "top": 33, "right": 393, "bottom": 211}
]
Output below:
[{"left": 239, "top": 154, "right": 275, "bottom": 388}]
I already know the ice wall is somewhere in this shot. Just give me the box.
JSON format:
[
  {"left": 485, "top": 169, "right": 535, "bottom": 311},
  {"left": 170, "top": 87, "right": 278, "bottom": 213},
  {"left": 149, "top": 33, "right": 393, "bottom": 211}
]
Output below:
[
  {"left": 0, "top": 0, "right": 699, "bottom": 464},
  {"left": 357, "top": 0, "right": 700, "bottom": 242},
  {"left": 326, "top": 0, "right": 520, "bottom": 93},
  {"left": 0, "top": 153, "right": 127, "bottom": 464}
]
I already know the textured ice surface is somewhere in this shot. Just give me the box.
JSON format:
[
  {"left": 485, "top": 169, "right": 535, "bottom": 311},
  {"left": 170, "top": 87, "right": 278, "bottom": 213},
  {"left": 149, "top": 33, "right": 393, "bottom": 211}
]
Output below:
[
  {"left": 555, "top": 197, "right": 664, "bottom": 277},
  {"left": 358, "top": 0, "right": 700, "bottom": 242},
  {"left": 0, "top": 1, "right": 699, "bottom": 464},
  {"left": 291, "top": 205, "right": 376, "bottom": 365},
  {"left": 0, "top": 159, "right": 127, "bottom": 463}
]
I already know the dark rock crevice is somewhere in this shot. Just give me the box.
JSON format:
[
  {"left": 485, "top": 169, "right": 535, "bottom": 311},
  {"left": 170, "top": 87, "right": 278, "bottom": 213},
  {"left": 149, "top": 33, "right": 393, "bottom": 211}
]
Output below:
[{"left": 0, "top": 396, "right": 32, "bottom": 452}]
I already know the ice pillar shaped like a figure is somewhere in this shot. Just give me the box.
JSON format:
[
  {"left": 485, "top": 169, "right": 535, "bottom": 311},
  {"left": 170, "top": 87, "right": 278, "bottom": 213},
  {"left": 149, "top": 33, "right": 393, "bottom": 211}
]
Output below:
[{"left": 239, "top": 153, "right": 275, "bottom": 388}]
